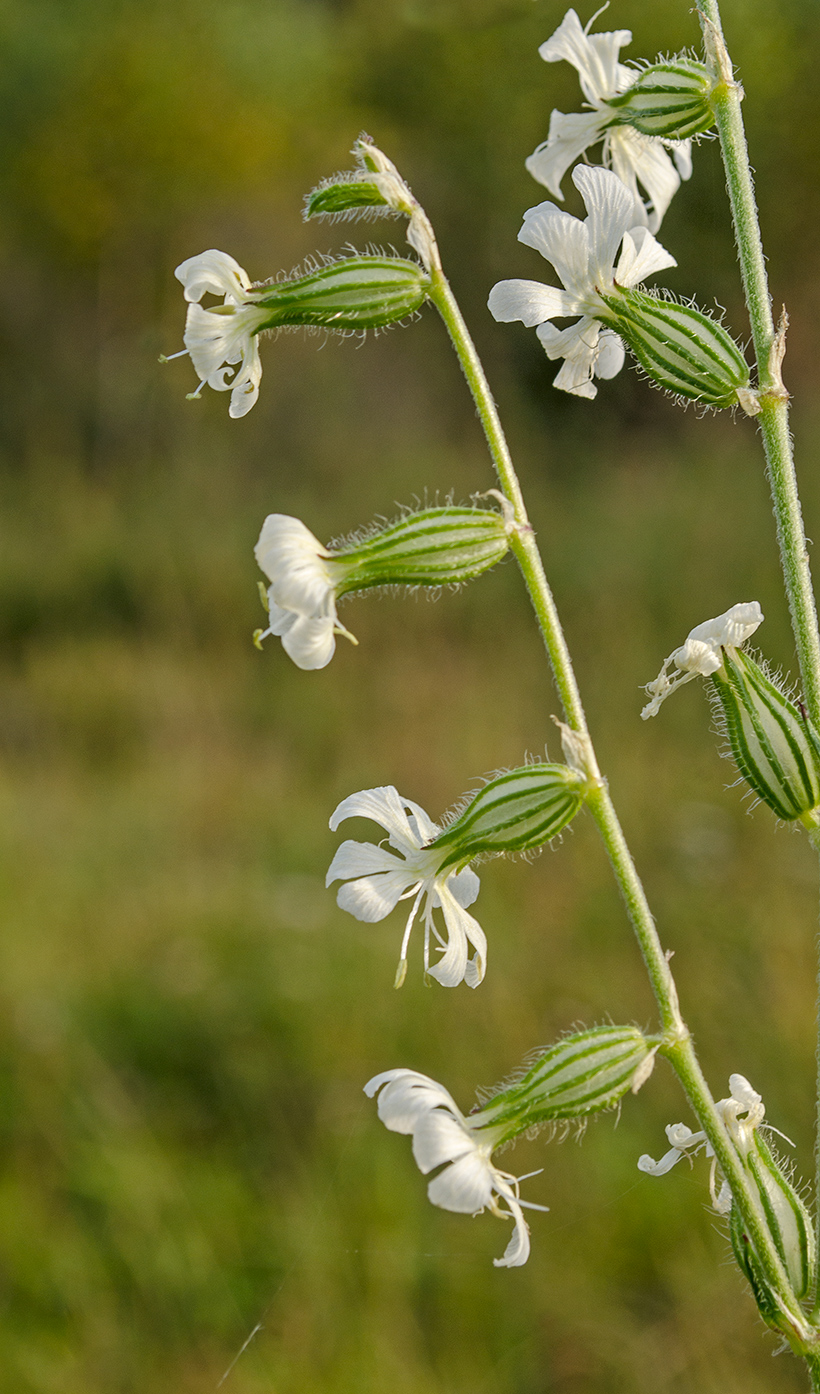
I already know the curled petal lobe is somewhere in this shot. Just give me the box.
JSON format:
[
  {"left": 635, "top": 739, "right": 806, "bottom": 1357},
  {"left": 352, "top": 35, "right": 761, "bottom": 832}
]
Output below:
[
  {"left": 364, "top": 1069, "right": 462, "bottom": 1133},
  {"left": 325, "top": 839, "right": 408, "bottom": 886},
  {"left": 329, "top": 785, "right": 425, "bottom": 847},
  {"left": 175, "top": 249, "right": 254, "bottom": 303}
]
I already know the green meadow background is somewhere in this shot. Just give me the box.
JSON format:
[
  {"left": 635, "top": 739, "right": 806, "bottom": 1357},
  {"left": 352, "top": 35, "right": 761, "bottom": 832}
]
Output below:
[{"left": 1, "top": 0, "right": 820, "bottom": 1388}]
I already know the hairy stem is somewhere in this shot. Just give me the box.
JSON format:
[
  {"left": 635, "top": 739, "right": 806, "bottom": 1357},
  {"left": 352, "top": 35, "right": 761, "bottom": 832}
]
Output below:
[
  {"left": 698, "top": 0, "right": 820, "bottom": 1315},
  {"left": 427, "top": 268, "right": 806, "bottom": 1330}
]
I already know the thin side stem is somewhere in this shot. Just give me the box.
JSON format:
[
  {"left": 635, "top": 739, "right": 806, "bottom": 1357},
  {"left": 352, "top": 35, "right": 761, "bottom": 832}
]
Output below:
[
  {"left": 698, "top": 0, "right": 820, "bottom": 1318},
  {"left": 427, "top": 267, "right": 807, "bottom": 1332}
]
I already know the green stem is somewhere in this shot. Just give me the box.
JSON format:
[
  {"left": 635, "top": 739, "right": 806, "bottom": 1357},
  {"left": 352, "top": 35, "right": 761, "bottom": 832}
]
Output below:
[
  {"left": 698, "top": 0, "right": 820, "bottom": 725},
  {"left": 698, "top": 0, "right": 820, "bottom": 1307},
  {"left": 427, "top": 267, "right": 806, "bottom": 1329}
]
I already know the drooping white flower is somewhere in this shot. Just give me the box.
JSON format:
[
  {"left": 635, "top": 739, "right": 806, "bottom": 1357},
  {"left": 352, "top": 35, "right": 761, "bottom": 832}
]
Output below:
[
  {"left": 326, "top": 786, "right": 486, "bottom": 988},
  {"left": 638, "top": 1074, "right": 765, "bottom": 1214},
  {"left": 365, "top": 1068, "right": 548, "bottom": 1267},
  {"left": 488, "top": 164, "right": 676, "bottom": 399},
  {"left": 173, "top": 251, "right": 271, "bottom": 418},
  {"left": 526, "top": 9, "right": 692, "bottom": 233},
  {"left": 254, "top": 514, "right": 358, "bottom": 671},
  {"left": 641, "top": 601, "right": 764, "bottom": 718}
]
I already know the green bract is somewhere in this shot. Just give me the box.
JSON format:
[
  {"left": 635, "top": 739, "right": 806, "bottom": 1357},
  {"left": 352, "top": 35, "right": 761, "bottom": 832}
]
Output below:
[
  {"left": 477, "top": 1026, "right": 659, "bottom": 1147},
  {"left": 430, "top": 763, "right": 590, "bottom": 872},
  {"left": 255, "top": 256, "right": 429, "bottom": 331},
  {"left": 605, "top": 59, "right": 716, "bottom": 141},
  {"left": 711, "top": 648, "right": 820, "bottom": 822},
  {"left": 601, "top": 289, "right": 750, "bottom": 407}
]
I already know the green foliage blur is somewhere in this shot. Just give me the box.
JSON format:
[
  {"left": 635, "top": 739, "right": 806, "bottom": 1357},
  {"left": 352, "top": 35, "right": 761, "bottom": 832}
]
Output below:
[{"left": 1, "top": 0, "right": 820, "bottom": 1389}]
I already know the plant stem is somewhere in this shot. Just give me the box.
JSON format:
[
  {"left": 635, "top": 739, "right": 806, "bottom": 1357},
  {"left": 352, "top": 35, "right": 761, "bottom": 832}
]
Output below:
[
  {"left": 697, "top": 0, "right": 820, "bottom": 725},
  {"left": 698, "top": 0, "right": 820, "bottom": 1313},
  {"left": 427, "top": 268, "right": 807, "bottom": 1330}
]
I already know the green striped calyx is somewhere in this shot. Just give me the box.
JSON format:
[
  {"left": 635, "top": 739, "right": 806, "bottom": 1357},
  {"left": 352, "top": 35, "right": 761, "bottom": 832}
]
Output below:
[
  {"left": 428, "top": 763, "right": 590, "bottom": 873},
  {"left": 600, "top": 288, "right": 750, "bottom": 408},
  {"left": 605, "top": 59, "right": 716, "bottom": 140},
  {"left": 475, "top": 1027, "right": 659, "bottom": 1148},
  {"left": 710, "top": 648, "right": 820, "bottom": 822},
  {"left": 729, "top": 1133, "right": 815, "bottom": 1321},
  {"left": 254, "top": 255, "right": 429, "bottom": 331},
  {"left": 332, "top": 505, "right": 513, "bottom": 597}
]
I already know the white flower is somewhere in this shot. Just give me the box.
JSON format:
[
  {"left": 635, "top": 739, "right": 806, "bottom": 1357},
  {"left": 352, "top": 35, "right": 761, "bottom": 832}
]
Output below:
[
  {"left": 638, "top": 1074, "right": 765, "bottom": 1215},
  {"left": 641, "top": 601, "right": 764, "bottom": 718},
  {"left": 173, "top": 250, "right": 271, "bottom": 418},
  {"left": 526, "top": 9, "right": 692, "bottom": 233},
  {"left": 254, "top": 514, "right": 358, "bottom": 671},
  {"left": 365, "top": 1068, "right": 548, "bottom": 1267},
  {"left": 326, "top": 786, "right": 486, "bottom": 988},
  {"left": 488, "top": 164, "right": 676, "bottom": 399}
]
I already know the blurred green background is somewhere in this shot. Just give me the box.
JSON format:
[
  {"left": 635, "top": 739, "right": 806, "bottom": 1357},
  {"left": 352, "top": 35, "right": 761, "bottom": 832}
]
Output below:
[{"left": 1, "top": 0, "right": 820, "bottom": 1389}]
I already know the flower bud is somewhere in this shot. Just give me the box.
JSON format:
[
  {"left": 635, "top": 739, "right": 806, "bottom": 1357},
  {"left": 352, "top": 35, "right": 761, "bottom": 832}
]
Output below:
[
  {"left": 429, "top": 763, "right": 590, "bottom": 871},
  {"left": 711, "top": 647, "right": 820, "bottom": 822},
  {"left": 255, "top": 255, "right": 429, "bottom": 331},
  {"left": 304, "top": 138, "right": 440, "bottom": 272},
  {"left": 333, "top": 503, "right": 514, "bottom": 596},
  {"left": 730, "top": 1131, "right": 814, "bottom": 1320},
  {"left": 605, "top": 59, "right": 716, "bottom": 140},
  {"left": 601, "top": 289, "right": 750, "bottom": 407},
  {"left": 477, "top": 1026, "right": 659, "bottom": 1146}
]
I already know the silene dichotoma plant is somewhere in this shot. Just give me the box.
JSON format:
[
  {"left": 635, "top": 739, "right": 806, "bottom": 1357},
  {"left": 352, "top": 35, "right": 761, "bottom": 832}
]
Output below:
[{"left": 165, "top": 2, "right": 820, "bottom": 1384}]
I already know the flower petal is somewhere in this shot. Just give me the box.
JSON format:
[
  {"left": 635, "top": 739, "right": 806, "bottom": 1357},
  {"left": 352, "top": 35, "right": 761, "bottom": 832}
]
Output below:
[
  {"left": 364, "top": 1069, "right": 463, "bottom": 1133},
  {"left": 329, "top": 786, "right": 422, "bottom": 850},
  {"left": 412, "top": 1111, "right": 476, "bottom": 1173},
  {"left": 525, "top": 109, "right": 605, "bottom": 199},
  {"left": 279, "top": 612, "right": 336, "bottom": 669},
  {"left": 426, "top": 1150, "right": 495, "bottom": 1213},
  {"left": 609, "top": 128, "right": 681, "bottom": 233},
  {"left": 488, "top": 278, "right": 578, "bottom": 326},
  {"left": 537, "top": 9, "right": 631, "bottom": 105},
  {"left": 518, "top": 204, "right": 591, "bottom": 302},
  {"left": 593, "top": 329, "right": 625, "bottom": 380},
  {"left": 492, "top": 1191, "right": 531, "bottom": 1268},
  {"left": 428, "top": 887, "right": 487, "bottom": 989},
  {"left": 449, "top": 865, "right": 480, "bottom": 910},
  {"left": 255, "top": 515, "right": 333, "bottom": 614},
  {"left": 326, "top": 838, "right": 406, "bottom": 885},
  {"left": 573, "top": 165, "right": 637, "bottom": 287},
  {"left": 335, "top": 868, "right": 417, "bottom": 922},
  {"left": 615, "top": 226, "right": 677, "bottom": 288},
  {"left": 175, "top": 249, "right": 253, "bottom": 303}
]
